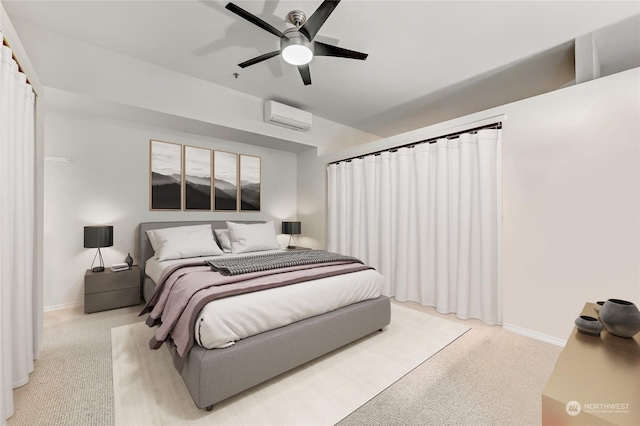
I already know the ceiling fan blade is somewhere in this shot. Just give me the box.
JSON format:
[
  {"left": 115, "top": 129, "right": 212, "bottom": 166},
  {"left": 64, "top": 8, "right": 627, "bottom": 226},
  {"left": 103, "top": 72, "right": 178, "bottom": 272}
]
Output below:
[
  {"left": 238, "top": 50, "right": 281, "bottom": 68},
  {"left": 298, "top": 64, "right": 312, "bottom": 85},
  {"left": 314, "top": 41, "right": 368, "bottom": 60},
  {"left": 225, "top": 3, "right": 287, "bottom": 39},
  {"left": 299, "top": 1, "right": 340, "bottom": 41}
]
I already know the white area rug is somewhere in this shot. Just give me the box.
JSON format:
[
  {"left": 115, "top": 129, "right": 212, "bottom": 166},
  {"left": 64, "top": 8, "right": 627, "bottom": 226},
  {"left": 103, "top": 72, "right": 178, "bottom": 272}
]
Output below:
[{"left": 112, "top": 304, "right": 469, "bottom": 426}]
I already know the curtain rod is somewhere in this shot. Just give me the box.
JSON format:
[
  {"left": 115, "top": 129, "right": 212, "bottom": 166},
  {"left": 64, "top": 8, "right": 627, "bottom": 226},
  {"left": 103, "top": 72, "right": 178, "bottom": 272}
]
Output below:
[
  {"left": 2, "top": 37, "right": 31, "bottom": 85},
  {"left": 329, "top": 122, "right": 502, "bottom": 165}
]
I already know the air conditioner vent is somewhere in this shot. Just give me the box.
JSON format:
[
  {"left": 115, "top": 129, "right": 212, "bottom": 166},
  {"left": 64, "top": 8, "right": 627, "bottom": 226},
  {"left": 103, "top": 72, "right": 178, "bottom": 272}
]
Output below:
[{"left": 264, "top": 101, "right": 312, "bottom": 131}]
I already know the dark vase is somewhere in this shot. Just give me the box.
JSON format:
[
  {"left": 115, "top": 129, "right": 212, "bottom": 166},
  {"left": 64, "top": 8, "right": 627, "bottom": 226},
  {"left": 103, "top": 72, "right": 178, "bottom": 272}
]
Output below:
[
  {"left": 593, "top": 301, "right": 605, "bottom": 315},
  {"left": 124, "top": 253, "right": 133, "bottom": 267},
  {"left": 599, "top": 299, "right": 640, "bottom": 338},
  {"left": 574, "top": 315, "right": 603, "bottom": 336}
]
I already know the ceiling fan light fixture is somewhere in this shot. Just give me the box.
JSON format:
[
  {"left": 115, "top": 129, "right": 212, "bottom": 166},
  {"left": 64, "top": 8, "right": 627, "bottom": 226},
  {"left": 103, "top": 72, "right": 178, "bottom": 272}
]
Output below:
[
  {"left": 281, "top": 30, "right": 314, "bottom": 65},
  {"left": 282, "top": 44, "right": 313, "bottom": 65}
]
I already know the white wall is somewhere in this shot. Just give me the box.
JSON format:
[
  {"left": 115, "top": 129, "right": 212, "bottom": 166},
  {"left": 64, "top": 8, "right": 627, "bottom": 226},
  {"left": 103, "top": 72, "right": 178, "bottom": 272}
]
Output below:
[
  {"left": 500, "top": 68, "right": 639, "bottom": 344},
  {"left": 43, "top": 94, "right": 298, "bottom": 310},
  {"left": 299, "top": 68, "right": 640, "bottom": 343},
  {"left": 296, "top": 147, "right": 327, "bottom": 249}
]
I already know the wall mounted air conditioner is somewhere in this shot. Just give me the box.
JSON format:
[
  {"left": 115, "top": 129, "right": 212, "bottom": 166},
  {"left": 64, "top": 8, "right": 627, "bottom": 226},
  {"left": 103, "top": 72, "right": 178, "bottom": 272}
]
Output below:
[{"left": 264, "top": 100, "right": 312, "bottom": 132}]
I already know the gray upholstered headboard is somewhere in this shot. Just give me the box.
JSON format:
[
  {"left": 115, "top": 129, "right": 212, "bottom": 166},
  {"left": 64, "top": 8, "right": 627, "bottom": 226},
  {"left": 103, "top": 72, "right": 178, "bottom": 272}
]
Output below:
[{"left": 137, "top": 220, "right": 262, "bottom": 283}]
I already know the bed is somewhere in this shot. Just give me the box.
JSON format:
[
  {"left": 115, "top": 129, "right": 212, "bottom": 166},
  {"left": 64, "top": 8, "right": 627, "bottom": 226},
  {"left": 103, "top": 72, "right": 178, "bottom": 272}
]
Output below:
[{"left": 137, "top": 220, "right": 391, "bottom": 411}]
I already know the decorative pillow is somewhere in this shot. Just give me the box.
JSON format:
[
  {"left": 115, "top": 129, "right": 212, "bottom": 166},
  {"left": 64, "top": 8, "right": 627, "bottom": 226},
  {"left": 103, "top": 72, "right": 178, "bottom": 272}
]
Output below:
[
  {"left": 146, "top": 224, "right": 223, "bottom": 261},
  {"left": 226, "top": 221, "right": 280, "bottom": 254},
  {"left": 214, "top": 229, "right": 232, "bottom": 253}
]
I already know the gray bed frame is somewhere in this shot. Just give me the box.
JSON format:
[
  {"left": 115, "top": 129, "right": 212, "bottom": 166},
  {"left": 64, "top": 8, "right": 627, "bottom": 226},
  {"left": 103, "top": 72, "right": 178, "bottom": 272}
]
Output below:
[{"left": 137, "top": 221, "right": 391, "bottom": 411}]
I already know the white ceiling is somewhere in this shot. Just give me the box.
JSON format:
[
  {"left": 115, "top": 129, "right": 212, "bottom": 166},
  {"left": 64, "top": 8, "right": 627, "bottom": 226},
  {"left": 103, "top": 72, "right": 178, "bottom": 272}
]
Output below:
[{"left": 3, "top": 1, "right": 639, "bottom": 137}]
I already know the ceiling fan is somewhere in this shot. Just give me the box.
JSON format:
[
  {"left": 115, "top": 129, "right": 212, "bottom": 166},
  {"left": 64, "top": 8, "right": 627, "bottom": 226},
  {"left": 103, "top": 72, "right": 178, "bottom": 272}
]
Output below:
[{"left": 225, "top": 0, "right": 368, "bottom": 85}]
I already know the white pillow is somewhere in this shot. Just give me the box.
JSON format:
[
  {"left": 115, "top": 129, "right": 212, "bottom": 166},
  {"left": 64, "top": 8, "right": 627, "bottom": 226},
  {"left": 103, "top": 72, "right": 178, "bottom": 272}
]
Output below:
[
  {"left": 146, "top": 224, "right": 212, "bottom": 252},
  {"left": 226, "top": 221, "right": 280, "bottom": 254},
  {"left": 146, "top": 225, "right": 223, "bottom": 261},
  {"left": 214, "top": 229, "right": 232, "bottom": 253}
]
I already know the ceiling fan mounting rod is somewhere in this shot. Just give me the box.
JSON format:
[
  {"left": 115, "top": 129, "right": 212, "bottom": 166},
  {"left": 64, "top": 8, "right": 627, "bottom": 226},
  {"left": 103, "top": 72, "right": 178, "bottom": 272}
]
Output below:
[{"left": 287, "top": 10, "right": 307, "bottom": 27}]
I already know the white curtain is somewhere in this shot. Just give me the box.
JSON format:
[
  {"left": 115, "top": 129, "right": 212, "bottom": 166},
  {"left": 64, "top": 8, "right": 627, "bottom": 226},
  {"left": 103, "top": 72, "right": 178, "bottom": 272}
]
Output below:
[
  {"left": 0, "top": 38, "right": 37, "bottom": 424},
  {"left": 328, "top": 129, "right": 502, "bottom": 325}
]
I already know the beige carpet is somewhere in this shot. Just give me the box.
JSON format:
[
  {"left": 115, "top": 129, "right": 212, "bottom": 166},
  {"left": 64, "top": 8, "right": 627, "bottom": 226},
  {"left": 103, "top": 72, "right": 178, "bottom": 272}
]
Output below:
[{"left": 112, "top": 304, "right": 469, "bottom": 426}]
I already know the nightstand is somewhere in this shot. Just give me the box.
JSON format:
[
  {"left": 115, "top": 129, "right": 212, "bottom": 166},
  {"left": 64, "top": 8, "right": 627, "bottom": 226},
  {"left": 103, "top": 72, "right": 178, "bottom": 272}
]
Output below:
[
  {"left": 285, "top": 246, "right": 311, "bottom": 250},
  {"left": 84, "top": 266, "right": 141, "bottom": 314}
]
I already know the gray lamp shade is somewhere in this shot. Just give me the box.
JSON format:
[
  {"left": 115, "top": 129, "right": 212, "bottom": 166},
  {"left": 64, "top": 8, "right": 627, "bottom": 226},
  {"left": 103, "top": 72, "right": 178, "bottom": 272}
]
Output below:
[
  {"left": 84, "top": 225, "right": 113, "bottom": 248},
  {"left": 282, "top": 221, "right": 301, "bottom": 235}
]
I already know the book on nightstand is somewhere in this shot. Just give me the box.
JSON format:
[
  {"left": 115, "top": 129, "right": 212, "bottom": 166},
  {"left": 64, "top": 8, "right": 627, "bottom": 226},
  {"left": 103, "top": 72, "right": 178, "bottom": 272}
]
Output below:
[{"left": 110, "top": 263, "right": 130, "bottom": 272}]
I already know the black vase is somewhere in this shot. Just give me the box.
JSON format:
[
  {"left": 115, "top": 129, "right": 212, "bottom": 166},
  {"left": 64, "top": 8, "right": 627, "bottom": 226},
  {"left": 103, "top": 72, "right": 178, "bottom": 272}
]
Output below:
[
  {"left": 599, "top": 299, "right": 640, "bottom": 338},
  {"left": 124, "top": 253, "right": 133, "bottom": 267},
  {"left": 593, "top": 301, "right": 605, "bottom": 315},
  {"left": 574, "top": 315, "right": 603, "bottom": 336}
]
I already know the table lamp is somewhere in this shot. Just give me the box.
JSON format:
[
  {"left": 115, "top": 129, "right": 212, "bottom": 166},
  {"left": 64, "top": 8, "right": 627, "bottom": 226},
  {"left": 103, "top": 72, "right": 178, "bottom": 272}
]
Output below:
[
  {"left": 282, "top": 221, "right": 301, "bottom": 249},
  {"left": 84, "top": 225, "right": 113, "bottom": 272}
]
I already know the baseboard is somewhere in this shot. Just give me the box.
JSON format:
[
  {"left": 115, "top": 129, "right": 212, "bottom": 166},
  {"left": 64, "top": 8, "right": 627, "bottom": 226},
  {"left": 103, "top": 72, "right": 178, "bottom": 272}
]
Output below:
[
  {"left": 503, "top": 322, "right": 566, "bottom": 347},
  {"left": 43, "top": 300, "right": 83, "bottom": 312}
]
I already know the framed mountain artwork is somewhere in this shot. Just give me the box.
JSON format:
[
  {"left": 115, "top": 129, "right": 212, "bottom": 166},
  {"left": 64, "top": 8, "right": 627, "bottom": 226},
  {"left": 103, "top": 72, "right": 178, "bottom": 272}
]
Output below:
[
  {"left": 239, "top": 154, "right": 261, "bottom": 211},
  {"left": 213, "top": 150, "right": 238, "bottom": 211},
  {"left": 149, "top": 140, "right": 182, "bottom": 210},
  {"left": 183, "top": 145, "right": 212, "bottom": 211}
]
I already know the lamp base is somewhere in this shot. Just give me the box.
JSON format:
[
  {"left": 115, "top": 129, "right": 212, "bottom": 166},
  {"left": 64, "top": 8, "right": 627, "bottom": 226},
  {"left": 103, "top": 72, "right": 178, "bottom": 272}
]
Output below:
[
  {"left": 92, "top": 266, "right": 105, "bottom": 273},
  {"left": 287, "top": 245, "right": 297, "bottom": 249}
]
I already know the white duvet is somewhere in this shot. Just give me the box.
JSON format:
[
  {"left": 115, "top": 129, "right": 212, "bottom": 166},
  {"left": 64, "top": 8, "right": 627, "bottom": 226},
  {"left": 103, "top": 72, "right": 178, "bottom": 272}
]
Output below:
[{"left": 145, "top": 252, "right": 383, "bottom": 349}]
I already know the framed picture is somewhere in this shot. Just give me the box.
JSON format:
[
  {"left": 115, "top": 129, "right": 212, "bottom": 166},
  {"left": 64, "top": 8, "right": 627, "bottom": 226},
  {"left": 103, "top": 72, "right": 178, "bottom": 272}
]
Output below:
[
  {"left": 149, "top": 140, "right": 182, "bottom": 210},
  {"left": 213, "top": 151, "right": 238, "bottom": 211},
  {"left": 184, "top": 145, "right": 212, "bottom": 211},
  {"left": 239, "top": 154, "right": 261, "bottom": 211}
]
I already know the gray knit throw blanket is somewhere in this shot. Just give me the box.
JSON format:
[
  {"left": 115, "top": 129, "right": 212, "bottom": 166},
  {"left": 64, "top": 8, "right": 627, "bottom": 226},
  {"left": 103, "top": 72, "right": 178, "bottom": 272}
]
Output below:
[{"left": 207, "top": 250, "right": 363, "bottom": 276}]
